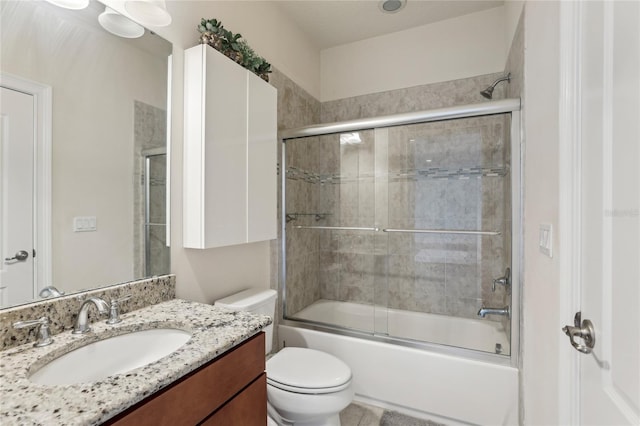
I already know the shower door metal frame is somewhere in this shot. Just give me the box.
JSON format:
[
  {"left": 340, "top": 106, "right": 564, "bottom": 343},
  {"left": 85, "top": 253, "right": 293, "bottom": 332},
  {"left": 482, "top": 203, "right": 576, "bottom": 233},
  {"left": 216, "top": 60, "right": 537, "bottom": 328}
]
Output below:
[{"left": 280, "top": 99, "right": 522, "bottom": 367}]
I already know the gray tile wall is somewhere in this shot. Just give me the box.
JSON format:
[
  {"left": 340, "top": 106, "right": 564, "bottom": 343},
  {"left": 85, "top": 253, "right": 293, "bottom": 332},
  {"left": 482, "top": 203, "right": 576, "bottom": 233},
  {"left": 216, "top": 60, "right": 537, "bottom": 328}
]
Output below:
[{"left": 268, "top": 69, "right": 321, "bottom": 325}]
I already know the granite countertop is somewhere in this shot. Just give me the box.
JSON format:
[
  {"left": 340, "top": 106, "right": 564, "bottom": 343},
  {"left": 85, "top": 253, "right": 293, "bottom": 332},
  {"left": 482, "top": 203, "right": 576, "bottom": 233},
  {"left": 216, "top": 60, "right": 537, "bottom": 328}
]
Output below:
[{"left": 0, "top": 299, "right": 272, "bottom": 425}]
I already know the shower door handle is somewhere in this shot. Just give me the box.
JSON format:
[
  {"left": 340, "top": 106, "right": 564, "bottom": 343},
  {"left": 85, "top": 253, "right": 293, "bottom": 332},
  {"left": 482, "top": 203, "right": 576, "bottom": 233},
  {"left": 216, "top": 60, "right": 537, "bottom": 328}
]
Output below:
[{"left": 562, "top": 311, "right": 596, "bottom": 354}]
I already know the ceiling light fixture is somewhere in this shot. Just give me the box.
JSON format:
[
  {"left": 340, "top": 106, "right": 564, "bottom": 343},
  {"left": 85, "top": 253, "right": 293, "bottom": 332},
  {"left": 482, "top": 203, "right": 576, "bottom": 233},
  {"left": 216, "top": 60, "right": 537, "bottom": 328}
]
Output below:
[
  {"left": 124, "top": 0, "right": 172, "bottom": 27},
  {"left": 99, "top": 7, "right": 145, "bottom": 39},
  {"left": 43, "top": 0, "right": 89, "bottom": 10},
  {"left": 379, "top": 0, "right": 407, "bottom": 14}
]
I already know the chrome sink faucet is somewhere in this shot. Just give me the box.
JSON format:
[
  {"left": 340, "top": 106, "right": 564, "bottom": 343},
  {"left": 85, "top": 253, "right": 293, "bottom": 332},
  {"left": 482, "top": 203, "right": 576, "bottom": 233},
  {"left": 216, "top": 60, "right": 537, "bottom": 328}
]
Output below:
[
  {"left": 73, "top": 297, "right": 109, "bottom": 334},
  {"left": 477, "top": 306, "right": 511, "bottom": 319}
]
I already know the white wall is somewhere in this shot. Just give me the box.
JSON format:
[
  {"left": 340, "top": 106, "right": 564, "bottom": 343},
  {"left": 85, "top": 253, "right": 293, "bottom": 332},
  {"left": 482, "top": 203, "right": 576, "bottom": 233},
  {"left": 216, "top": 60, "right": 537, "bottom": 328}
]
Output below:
[
  {"left": 1, "top": 1, "right": 166, "bottom": 292},
  {"left": 100, "top": 0, "right": 321, "bottom": 303},
  {"left": 521, "top": 1, "right": 562, "bottom": 424},
  {"left": 153, "top": 0, "right": 320, "bottom": 100},
  {"left": 505, "top": 1, "right": 525, "bottom": 57},
  {"left": 320, "top": 6, "right": 506, "bottom": 102}
]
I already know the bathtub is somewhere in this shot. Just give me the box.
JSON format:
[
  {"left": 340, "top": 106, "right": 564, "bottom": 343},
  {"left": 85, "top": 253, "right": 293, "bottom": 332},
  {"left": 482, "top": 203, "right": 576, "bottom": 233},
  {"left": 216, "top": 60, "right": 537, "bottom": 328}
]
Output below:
[
  {"left": 291, "top": 299, "right": 510, "bottom": 354},
  {"left": 280, "top": 300, "right": 518, "bottom": 426}
]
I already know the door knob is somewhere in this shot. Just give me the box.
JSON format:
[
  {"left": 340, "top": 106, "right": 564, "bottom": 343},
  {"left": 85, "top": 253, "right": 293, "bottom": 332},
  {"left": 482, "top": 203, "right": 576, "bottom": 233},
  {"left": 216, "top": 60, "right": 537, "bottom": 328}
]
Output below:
[
  {"left": 562, "top": 311, "right": 596, "bottom": 354},
  {"left": 4, "top": 250, "right": 29, "bottom": 262}
]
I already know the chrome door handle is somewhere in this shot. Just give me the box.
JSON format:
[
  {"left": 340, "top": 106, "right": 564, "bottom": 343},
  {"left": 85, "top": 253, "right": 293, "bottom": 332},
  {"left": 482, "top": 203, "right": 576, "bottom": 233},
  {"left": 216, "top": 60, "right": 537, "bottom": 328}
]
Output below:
[
  {"left": 4, "top": 250, "right": 29, "bottom": 262},
  {"left": 562, "top": 311, "right": 596, "bottom": 354}
]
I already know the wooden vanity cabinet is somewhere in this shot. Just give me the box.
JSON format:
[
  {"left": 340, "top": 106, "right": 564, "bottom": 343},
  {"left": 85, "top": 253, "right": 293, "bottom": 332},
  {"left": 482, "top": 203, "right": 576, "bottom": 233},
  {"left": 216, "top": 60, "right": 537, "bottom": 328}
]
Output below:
[{"left": 105, "top": 332, "right": 266, "bottom": 426}]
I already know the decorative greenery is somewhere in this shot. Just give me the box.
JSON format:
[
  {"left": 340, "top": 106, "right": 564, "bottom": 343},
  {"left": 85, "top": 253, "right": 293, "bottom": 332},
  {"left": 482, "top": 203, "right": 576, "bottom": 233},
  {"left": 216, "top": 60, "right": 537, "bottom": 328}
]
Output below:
[{"left": 198, "top": 18, "right": 272, "bottom": 82}]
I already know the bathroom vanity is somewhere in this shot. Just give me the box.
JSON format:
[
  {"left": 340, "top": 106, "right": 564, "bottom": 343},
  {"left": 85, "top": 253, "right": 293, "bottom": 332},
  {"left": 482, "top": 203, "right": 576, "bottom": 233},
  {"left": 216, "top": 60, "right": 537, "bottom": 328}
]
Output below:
[
  {"left": 0, "top": 298, "right": 271, "bottom": 425},
  {"left": 107, "top": 333, "right": 266, "bottom": 425}
]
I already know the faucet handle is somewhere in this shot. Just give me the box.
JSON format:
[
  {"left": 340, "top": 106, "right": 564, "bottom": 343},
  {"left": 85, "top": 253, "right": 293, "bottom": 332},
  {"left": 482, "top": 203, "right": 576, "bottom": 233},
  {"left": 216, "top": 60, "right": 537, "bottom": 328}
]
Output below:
[
  {"left": 492, "top": 267, "right": 511, "bottom": 292},
  {"left": 13, "top": 316, "right": 54, "bottom": 347},
  {"left": 39, "top": 286, "right": 65, "bottom": 298},
  {"left": 106, "top": 294, "right": 131, "bottom": 325}
]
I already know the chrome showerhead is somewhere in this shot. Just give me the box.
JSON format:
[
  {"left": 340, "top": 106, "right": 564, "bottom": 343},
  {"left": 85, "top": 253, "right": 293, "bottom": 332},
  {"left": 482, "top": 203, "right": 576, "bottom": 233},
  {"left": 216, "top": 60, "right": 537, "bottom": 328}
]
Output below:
[
  {"left": 480, "top": 73, "right": 511, "bottom": 99},
  {"left": 480, "top": 86, "right": 494, "bottom": 99}
]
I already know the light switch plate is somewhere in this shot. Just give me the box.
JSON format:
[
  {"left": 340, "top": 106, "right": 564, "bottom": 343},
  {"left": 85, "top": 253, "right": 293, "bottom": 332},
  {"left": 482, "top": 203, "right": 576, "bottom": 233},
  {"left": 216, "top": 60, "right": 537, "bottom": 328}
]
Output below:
[
  {"left": 539, "top": 223, "right": 552, "bottom": 257},
  {"left": 73, "top": 216, "right": 97, "bottom": 232}
]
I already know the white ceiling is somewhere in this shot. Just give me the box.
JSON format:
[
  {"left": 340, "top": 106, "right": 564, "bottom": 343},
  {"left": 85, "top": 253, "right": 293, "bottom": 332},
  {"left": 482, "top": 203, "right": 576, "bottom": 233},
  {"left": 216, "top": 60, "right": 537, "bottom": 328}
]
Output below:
[{"left": 275, "top": 0, "right": 504, "bottom": 50}]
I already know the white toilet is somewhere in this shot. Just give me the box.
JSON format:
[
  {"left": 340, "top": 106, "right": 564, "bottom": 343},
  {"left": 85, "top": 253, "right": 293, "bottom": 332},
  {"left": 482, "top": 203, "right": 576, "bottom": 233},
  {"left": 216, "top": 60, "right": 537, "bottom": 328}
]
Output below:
[{"left": 215, "top": 289, "right": 354, "bottom": 426}]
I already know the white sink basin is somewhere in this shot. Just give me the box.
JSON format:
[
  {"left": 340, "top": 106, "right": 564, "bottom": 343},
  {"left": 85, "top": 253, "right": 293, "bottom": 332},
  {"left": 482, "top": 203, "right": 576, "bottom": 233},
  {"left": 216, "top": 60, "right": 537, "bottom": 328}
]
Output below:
[{"left": 29, "top": 328, "right": 192, "bottom": 385}]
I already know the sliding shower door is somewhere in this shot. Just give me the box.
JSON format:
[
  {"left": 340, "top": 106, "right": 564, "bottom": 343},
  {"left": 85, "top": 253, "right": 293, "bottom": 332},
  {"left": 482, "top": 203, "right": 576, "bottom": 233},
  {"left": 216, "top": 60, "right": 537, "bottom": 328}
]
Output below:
[
  {"left": 284, "top": 130, "right": 388, "bottom": 335},
  {"left": 378, "top": 115, "right": 512, "bottom": 355},
  {"left": 283, "top": 112, "right": 516, "bottom": 356}
]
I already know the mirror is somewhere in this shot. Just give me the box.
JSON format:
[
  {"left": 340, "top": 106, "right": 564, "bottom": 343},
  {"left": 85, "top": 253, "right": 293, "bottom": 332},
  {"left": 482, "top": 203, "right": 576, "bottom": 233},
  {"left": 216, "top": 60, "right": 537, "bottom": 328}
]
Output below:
[{"left": 0, "top": 0, "right": 172, "bottom": 308}]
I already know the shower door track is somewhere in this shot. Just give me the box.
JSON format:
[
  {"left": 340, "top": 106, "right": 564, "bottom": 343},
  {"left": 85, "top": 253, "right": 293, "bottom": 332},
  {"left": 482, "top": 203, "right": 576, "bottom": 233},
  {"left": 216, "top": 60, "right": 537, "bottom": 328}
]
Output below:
[{"left": 280, "top": 97, "right": 522, "bottom": 367}]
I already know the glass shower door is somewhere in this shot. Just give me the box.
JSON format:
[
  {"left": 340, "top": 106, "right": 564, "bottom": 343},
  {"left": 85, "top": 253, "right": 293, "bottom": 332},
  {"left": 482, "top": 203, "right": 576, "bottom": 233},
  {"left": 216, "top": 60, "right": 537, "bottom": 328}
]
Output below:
[
  {"left": 379, "top": 115, "right": 512, "bottom": 355},
  {"left": 283, "top": 112, "right": 514, "bottom": 356},
  {"left": 284, "top": 130, "right": 386, "bottom": 335}
]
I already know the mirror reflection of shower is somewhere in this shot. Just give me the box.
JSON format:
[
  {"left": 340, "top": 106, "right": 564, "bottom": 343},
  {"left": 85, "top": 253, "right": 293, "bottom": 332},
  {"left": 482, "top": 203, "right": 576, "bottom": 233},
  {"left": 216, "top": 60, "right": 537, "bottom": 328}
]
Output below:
[
  {"left": 143, "top": 150, "right": 170, "bottom": 277},
  {"left": 134, "top": 100, "right": 169, "bottom": 278}
]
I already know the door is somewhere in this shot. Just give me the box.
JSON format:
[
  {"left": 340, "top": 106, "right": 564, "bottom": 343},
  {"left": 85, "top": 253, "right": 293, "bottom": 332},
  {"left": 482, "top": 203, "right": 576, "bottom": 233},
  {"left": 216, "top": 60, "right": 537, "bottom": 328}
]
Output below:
[
  {"left": 564, "top": 1, "right": 640, "bottom": 424},
  {"left": 0, "top": 86, "right": 35, "bottom": 307}
]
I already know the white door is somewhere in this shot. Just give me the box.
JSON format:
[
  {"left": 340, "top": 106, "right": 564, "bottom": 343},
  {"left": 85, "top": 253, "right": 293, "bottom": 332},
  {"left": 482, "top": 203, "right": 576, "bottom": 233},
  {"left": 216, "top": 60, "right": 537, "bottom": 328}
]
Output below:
[
  {"left": 564, "top": 1, "right": 640, "bottom": 424},
  {"left": 0, "top": 86, "right": 35, "bottom": 307}
]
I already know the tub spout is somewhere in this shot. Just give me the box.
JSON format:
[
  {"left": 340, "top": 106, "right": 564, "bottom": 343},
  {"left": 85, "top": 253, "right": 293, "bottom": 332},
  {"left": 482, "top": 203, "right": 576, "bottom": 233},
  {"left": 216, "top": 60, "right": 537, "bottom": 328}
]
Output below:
[{"left": 477, "top": 306, "right": 510, "bottom": 319}]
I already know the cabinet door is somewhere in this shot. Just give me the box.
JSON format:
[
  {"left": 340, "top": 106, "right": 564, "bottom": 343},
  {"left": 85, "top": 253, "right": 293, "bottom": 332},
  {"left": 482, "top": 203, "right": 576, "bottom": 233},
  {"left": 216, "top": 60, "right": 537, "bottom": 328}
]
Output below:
[
  {"left": 183, "top": 44, "right": 276, "bottom": 249},
  {"left": 203, "top": 48, "right": 248, "bottom": 248},
  {"left": 247, "top": 72, "right": 277, "bottom": 243},
  {"left": 200, "top": 374, "right": 267, "bottom": 426}
]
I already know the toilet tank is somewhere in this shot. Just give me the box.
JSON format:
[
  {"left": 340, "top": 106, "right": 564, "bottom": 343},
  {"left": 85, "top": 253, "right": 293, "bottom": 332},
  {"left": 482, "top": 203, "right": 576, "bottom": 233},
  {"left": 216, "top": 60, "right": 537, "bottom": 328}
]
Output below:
[{"left": 215, "top": 289, "right": 277, "bottom": 354}]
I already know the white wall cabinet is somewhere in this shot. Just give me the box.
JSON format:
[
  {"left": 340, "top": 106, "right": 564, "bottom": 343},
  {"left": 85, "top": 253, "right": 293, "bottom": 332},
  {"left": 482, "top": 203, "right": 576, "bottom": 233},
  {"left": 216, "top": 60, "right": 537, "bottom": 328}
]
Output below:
[{"left": 183, "top": 44, "right": 277, "bottom": 249}]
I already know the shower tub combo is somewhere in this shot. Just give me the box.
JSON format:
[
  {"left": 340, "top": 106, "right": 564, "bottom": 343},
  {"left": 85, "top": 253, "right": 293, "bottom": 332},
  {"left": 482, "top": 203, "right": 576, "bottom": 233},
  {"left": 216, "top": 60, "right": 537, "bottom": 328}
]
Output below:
[{"left": 280, "top": 99, "right": 521, "bottom": 425}]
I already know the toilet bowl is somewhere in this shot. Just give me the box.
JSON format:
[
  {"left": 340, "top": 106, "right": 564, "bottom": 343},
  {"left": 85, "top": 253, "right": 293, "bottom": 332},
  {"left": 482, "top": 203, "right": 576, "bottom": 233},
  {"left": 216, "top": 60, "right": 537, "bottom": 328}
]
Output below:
[
  {"left": 267, "top": 347, "right": 353, "bottom": 426},
  {"left": 215, "top": 289, "right": 354, "bottom": 426}
]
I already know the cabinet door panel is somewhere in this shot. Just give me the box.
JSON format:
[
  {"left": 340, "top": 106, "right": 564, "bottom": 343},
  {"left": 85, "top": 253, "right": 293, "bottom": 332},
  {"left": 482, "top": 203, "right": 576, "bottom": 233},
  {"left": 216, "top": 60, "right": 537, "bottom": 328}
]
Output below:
[
  {"left": 247, "top": 72, "right": 277, "bottom": 243},
  {"left": 204, "top": 48, "right": 247, "bottom": 248},
  {"left": 200, "top": 374, "right": 267, "bottom": 426}
]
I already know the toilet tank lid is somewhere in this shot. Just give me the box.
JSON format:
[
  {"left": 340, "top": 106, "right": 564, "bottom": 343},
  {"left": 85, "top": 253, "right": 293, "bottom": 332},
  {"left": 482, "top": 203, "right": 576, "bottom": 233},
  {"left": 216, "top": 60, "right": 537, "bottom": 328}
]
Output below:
[{"left": 215, "top": 288, "right": 277, "bottom": 311}]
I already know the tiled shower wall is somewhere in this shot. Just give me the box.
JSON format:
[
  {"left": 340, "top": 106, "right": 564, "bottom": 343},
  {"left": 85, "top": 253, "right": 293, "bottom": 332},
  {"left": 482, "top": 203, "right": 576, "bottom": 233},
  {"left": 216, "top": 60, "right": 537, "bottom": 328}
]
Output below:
[
  {"left": 284, "top": 72, "right": 515, "bottom": 321},
  {"left": 268, "top": 69, "right": 321, "bottom": 321}
]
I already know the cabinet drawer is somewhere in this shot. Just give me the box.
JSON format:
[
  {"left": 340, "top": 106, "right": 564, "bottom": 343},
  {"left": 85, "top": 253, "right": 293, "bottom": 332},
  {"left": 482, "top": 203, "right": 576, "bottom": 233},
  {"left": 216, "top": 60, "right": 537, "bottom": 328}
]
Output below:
[
  {"left": 201, "top": 373, "right": 266, "bottom": 426},
  {"left": 108, "top": 332, "right": 265, "bottom": 426}
]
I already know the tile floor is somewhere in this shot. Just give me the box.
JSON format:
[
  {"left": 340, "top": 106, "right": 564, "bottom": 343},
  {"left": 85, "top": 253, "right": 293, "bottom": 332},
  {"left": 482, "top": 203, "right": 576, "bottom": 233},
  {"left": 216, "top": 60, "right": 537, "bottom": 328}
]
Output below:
[{"left": 339, "top": 402, "right": 446, "bottom": 426}]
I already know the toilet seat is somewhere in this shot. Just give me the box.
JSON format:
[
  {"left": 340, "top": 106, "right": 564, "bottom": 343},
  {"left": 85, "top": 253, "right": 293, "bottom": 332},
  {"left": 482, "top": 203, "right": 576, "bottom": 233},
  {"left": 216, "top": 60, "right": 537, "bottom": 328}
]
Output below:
[
  {"left": 267, "top": 377, "right": 351, "bottom": 394},
  {"left": 267, "top": 347, "right": 352, "bottom": 395}
]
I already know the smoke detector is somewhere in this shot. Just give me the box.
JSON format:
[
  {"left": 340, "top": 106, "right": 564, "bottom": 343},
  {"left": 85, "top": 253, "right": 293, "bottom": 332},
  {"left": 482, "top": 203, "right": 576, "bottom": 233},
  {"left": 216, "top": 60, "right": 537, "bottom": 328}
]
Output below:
[{"left": 379, "top": 0, "right": 407, "bottom": 14}]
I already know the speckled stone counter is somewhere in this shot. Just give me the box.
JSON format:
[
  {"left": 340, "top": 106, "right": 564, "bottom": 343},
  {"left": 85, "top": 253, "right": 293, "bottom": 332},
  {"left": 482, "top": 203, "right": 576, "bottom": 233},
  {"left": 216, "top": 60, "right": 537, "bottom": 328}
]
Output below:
[
  {"left": 1, "top": 275, "right": 176, "bottom": 350},
  {"left": 0, "top": 299, "right": 271, "bottom": 425}
]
